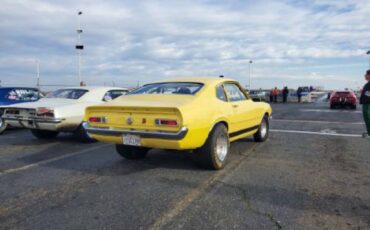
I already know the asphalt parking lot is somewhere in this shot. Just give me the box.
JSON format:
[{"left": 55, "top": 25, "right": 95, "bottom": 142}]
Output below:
[{"left": 0, "top": 101, "right": 369, "bottom": 230}]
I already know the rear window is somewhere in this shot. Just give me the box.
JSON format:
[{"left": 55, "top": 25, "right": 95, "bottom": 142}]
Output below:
[
  {"left": 130, "top": 82, "right": 203, "bottom": 95},
  {"left": 0, "top": 88, "right": 39, "bottom": 101},
  {"left": 46, "top": 89, "right": 88, "bottom": 99}
]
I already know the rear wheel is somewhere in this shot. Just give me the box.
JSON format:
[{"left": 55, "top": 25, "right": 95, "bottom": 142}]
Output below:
[
  {"left": 74, "top": 124, "right": 96, "bottom": 143},
  {"left": 115, "top": 145, "right": 149, "bottom": 159},
  {"left": 351, "top": 105, "right": 357, "bottom": 110},
  {"left": 30, "top": 129, "right": 59, "bottom": 139},
  {"left": 192, "top": 124, "right": 230, "bottom": 170},
  {"left": 0, "top": 118, "right": 7, "bottom": 135},
  {"left": 254, "top": 115, "right": 269, "bottom": 142},
  {"left": 330, "top": 104, "right": 335, "bottom": 109}
]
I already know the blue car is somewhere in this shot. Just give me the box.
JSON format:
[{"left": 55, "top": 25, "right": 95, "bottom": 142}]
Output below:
[{"left": 0, "top": 87, "right": 42, "bottom": 134}]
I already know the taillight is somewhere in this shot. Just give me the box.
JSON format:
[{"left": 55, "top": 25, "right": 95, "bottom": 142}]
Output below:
[
  {"left": 89, "top": 117, "right": 106, "bottom": 123},
  {"left": 36, "top": 107, "right": 54, "bottom": 117},
  {"left": 155, "top": 119, "right": 178, "bottom": 126}
]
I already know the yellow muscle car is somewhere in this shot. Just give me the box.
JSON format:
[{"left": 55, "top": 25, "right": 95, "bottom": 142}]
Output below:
[{"left": 83, "top": 78, "right": 272, "bottom": 169}]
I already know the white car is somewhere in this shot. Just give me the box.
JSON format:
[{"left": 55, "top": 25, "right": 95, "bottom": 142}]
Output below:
[{"left": 2, "top": 87, "right": 129, "bottom": 141}]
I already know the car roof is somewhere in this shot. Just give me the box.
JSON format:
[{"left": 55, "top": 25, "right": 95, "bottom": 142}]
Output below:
[
  {"left": 0, "top": 87, "right": 39, "bottom": 90},
  {"left": 150, "top": 77, "right": 237, "bottom": 85},
  {"left": 334, "top": 90, "right": 353, "bottom": 93},
  {"left": 58, "top": 86, "right": 129, "bottom": 91}
]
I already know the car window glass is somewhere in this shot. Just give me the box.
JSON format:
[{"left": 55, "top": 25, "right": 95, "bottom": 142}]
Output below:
[
  {"left": 130, "top": 83, "right": 203, "bottom": 95},
  {"left": 2, "top": 89, "right": 39, "bottom": 101},
  {"left": 224, "top": 84, "right": 246, "bottom": 102},
  {"left": 216, "top": 85, "right": 227, "bottom": 102},
  {"left": 46, "top": 89, "right": 88, "bottom": 99},
  {"left": 103, "top": 90, "right": 129, "bottom": 101}
]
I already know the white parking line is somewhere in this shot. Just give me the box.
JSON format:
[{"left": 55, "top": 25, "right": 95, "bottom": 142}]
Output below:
[
  {"left": 0, "top": 144, "right": 108, "bottom": 177},
  {"left": 271, "top": 129, "right": 362, "bottom": 137},
  {"left": 272, "top": 119, "right": 365, "bottom": 125},
  {"left": 300, "top": 109, "right": 362, "bottom": 114}
]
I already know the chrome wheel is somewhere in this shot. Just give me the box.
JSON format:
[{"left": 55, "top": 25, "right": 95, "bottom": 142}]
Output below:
[
  {"left": 260, "top": 119, "right": 267, "bottom": 138},
  {"left": 215, "top": 133, "right": 228, "bottom": 162}
]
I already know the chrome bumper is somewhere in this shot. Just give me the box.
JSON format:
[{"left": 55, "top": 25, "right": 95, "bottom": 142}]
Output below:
[
  {"left": 82, "top": 122, "right": 188, "bottom": 140},
  {"left": 2, "top": 115, "right": 64, "bottom": 124}
]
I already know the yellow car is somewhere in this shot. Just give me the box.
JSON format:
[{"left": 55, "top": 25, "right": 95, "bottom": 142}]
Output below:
[{"left": 83, "top": 77, "right": 272, "bottom": 169}]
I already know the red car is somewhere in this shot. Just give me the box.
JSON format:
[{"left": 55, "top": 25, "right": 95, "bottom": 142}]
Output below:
[{"left": 330, "top": 91, "right": 357, "bottom": 109}]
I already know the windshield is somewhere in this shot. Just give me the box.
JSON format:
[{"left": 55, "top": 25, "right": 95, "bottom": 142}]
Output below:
[
  {"left": 0, "top": 88, "right": 39, "bottom": 101},
  {"left": 46, "top": 89, "right": 88, "bottom": 99},
  {"left": 130, "top": 82, "right": 203, "bottom": 95}
]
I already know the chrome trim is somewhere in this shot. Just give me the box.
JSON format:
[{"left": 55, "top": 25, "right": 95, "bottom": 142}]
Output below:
[
  {"left": 83, "top": 122, "right": 188, "bottom": 140},
  {"left": 2, "top": 115, "right": 64, "bottom": 124}
]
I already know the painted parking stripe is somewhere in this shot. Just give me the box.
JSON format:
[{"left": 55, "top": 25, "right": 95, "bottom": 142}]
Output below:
[
  {"left": 272, "top": 119, "right": 365, "bottom": 125},
  {"left": 0, "top": 144, "right": 108, "bottom": 177},
  {"left": 271, "top": 129, "right": 362, "bottom": 137},
  {"left": 300, "top": 109, "right": 362, "bottom": 114}
]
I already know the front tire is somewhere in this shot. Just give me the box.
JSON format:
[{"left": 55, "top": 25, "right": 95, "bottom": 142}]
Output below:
[
  {"left": 115, "top": 145, "right": 149, "bottom": 159},
  {"left": 192, "top": 124, "right": 230, "bottom": 170},
  {"left": 254, "top": 115, "right": 269, "bottom": 142},
  {"left": 30, "top": 129, "right": 59, "bottom": 139},
  {"left": 0, "top": 118, "right": 7, "bottom": 135}
]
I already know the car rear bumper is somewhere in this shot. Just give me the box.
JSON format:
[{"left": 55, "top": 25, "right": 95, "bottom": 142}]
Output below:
[
  {"left": 2, "top": 115, "right": 65, "bottom": 131},
  {"left": 331, "top": 102, "right": 356, "bottom": 106},
  {"left": 82, "top": 122, "right": 188, "bottom": 140}
]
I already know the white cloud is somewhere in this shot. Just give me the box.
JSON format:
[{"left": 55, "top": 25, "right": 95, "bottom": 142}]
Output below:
[{"left": 0, "top": 0, "right": 369, "bottom": 89}]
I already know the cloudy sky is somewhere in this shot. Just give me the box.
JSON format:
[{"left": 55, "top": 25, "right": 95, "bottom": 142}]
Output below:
[{"left": 0, "top": 0, "right": 370, "bottom": 90}]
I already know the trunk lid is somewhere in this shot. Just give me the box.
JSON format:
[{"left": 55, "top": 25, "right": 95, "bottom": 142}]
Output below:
[{"left": 85, "top": 94, "right": 192, "bottom": 132}]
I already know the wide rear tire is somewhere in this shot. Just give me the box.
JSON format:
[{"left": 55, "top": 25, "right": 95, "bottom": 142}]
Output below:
[
  {"left": 115, "top": 145, "right": 149, "bottom": 159},
  {"left": 254, "top": 115, "right": 269, "bottom": 142},
  {"left": 0, "top": 118, "right": 7, "bottom": 135},
  {"left": 31, "top": 129, "right": 59, "bottom": 139},
  {"left": 192, "top": 124, "right": 230, "bottom": 170}
]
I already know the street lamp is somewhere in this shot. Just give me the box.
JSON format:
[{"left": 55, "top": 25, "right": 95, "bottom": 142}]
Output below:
[
  {"left": 76, "top": 11, "right": 84, "bottom": 86},
  {"left": 248, "top": 60, "right": 253, "bottom": 90},
  {"left": 36, "top": 59, "right": 40, "bottom": 89},
  {"left": 367, "top": 50, "right": 370, "bottom": 69}
]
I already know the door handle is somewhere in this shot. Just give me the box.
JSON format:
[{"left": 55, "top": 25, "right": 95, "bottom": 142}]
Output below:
[{"left": 232, "top": 105, "right": 239, "bottom": 108}]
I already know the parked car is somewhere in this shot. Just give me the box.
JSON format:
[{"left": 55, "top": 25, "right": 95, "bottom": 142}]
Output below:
[
  {"left": 0, "top": 87, "right": 42, "bottom": 134},
  {"left": 2, "top": 87, "right": 129, "bottom": 141},
  {"left": 83, "top": 78, "right": 272, "bottom": 169},
  {"left": 330, "top": 90, "right": 357, "bottom": 109},
  {"left": 249, "top": 90, "right": 268, "bottom": 102}
]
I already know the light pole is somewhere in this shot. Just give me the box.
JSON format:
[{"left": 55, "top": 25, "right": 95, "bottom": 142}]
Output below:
[
  {"left": 248, "top": 60, "right": 253, "bottom": 90},
  {"left": 367, "top": 50, "right": 370, "bottom": 69},
  {"left": 36, "top": 60, "right": 40, "bottom": 88},
  {"left": 76, "top": 11, "right": 84, "bottom": 86}
]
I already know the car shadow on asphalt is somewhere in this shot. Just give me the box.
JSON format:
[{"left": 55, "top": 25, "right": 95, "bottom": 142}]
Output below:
[
  {"left": 14, "top": 135, "right": 258, "bottom": 175},
  {"left": 0, "top": 129, "right": 95, "bottom": 146}
]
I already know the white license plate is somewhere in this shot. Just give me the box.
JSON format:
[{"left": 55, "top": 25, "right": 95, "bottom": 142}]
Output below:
[{"left": 123, "top": 135, "right": 141, "bottom": 146}]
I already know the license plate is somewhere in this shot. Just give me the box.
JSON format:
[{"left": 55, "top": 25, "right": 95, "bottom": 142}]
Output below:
[{"left": 123, "top": 135, "right": 141, "bottom": 146}]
